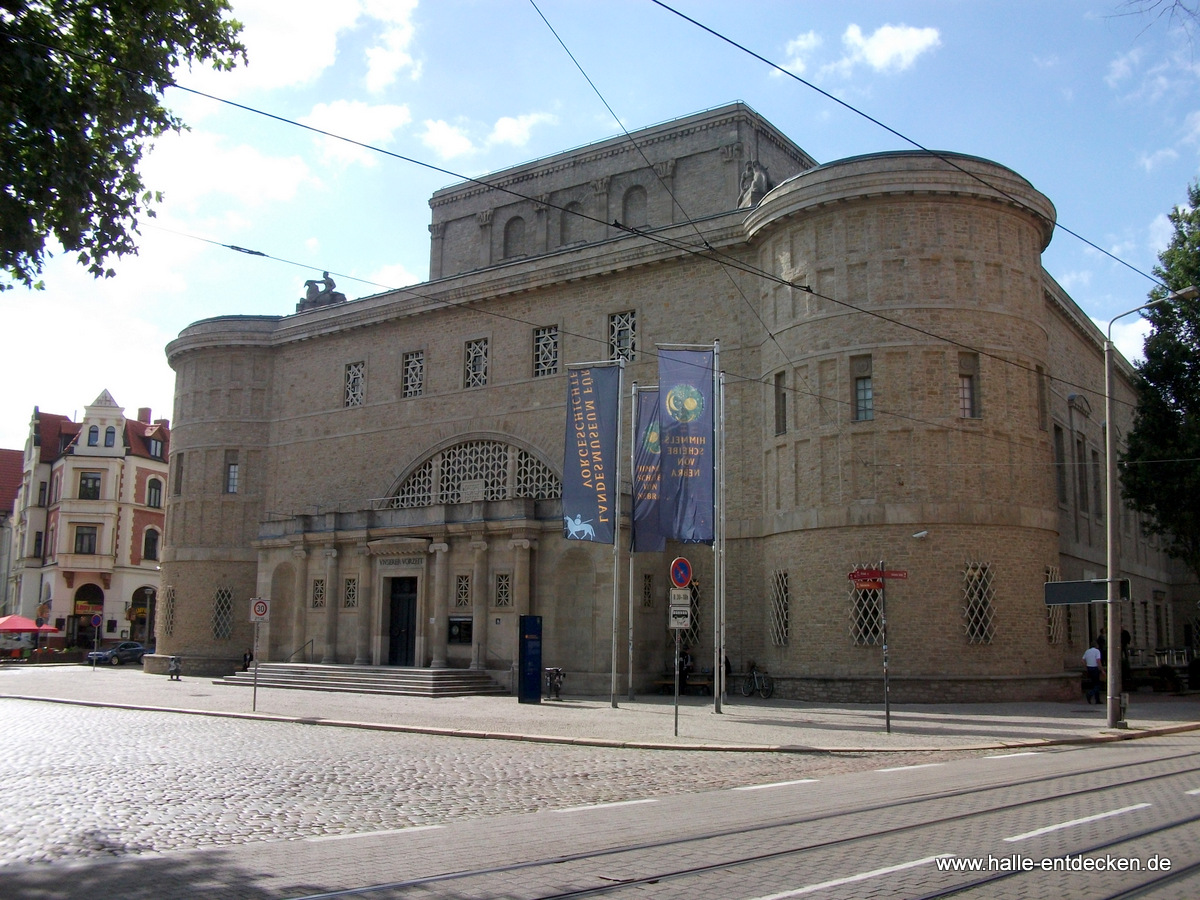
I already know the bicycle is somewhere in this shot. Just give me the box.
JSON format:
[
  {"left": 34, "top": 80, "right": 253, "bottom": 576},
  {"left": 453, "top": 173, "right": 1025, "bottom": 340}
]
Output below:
[{"left": 741, "top": 662, "right": 774, "bottom": 699}]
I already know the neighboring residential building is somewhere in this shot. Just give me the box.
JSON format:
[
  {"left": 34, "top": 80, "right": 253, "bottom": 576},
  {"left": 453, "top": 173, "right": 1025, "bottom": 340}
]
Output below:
[
  {"left": 157, "top": 103, "right": 1190, "bottom": 699},
  {"left": 0, "top": 448, "right": 23, "bottom": 616},
  {"left": 7, "top": 392, "right": 169, "bottom": 648}
]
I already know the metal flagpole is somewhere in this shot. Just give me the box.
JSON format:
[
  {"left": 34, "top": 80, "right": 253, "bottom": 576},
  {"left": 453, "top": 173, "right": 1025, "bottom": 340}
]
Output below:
[
  {"left": 718, "top": 369, "right": 727, "bottom": 707},
  {"left": 628, "top": 380, "right": 638, "bottom": 702},
  {"left": 712, "top": 340, "right": 722, "bottom": 714},
  {"left": 610, "top": 358, "right": 625, "bottom": 709}
]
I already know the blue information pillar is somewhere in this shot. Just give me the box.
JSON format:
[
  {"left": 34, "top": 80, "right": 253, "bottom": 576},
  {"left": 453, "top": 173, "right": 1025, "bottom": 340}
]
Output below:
[{"left": 517, "top": 615, "right": 543, "bottom": 704}]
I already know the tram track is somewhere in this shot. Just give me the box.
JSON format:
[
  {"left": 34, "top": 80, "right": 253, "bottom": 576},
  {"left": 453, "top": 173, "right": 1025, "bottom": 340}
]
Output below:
[{"left": 288, "top": 746, "right": 1200, "bottom": 900}]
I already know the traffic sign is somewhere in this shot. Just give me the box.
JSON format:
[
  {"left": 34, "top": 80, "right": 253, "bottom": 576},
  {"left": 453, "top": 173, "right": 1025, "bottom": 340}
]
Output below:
[
  {"left": 670, "top": 557, "right": 693, "bottom": 589},
  {"left": 1044, "top": 579, "right": 1130, "bottom": 606},
  {"left": 250, "top": 598, "right": 270, "bottom": 622},
  {"left": 848, "top": 569, "right": 883, "bottom": 581},
  {"left": 669, "top": 604, "right": 691, "bottom": 630},
  {"left": 90, "top": 614, "right": 102, "bottom": 627}
]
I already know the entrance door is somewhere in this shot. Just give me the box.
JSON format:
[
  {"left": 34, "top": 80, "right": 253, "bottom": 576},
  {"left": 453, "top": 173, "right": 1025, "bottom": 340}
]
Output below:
[{"left": 387, "top": 577, "right": 418, "bottom": 666}]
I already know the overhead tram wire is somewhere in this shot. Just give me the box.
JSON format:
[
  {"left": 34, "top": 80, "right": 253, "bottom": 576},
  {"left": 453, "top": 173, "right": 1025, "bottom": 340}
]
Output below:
[
  {"left": 0, "top": 30, "right": 1147, "bottom": 442},
  {"left": 647, "top": 0, "right": 1164, "bottom": 289}
]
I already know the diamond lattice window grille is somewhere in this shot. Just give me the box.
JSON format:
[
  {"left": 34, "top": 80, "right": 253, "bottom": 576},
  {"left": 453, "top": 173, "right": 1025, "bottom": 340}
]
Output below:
[
  {"left": 212, "top": 587, "right": 234, "bottom": 641},
  {"left": 402, "top": 351, "right": 424, "bottom": 398},
  {"left": 464, "top": 338, "right": 488, "bottom": 388},
  {"left": 391, "top": 442, "right": 561, "bottom": 508},
  {"left": 344, "top": 361, "right": 365, "bottom": 407},
  {"left": 533, "top": 326, "right": 558, "bottom": 378},
  {"left": 160, "top": 585, "right": 176, "bottom": 637},
  {"left": 344, "top": 577, "right": 358, "bottom": 609},
  {"left": 515, "top": 449, "right": 560, "bottom": 499},
  {"left": 849, "top": 561, "right": 884, "bottom": 646},
  {"left": 963, "top": 561, "right": 997, "bottom": 644},
  {"left": 642, "top": 574, "right": 655, "bottom": 608},
  {"left": 441, "top": 440, "right": 508, "bottom": 503},
  {"left": 495, "top": 573, "right": 512, "bottom": 608},
  {"left": 609, "top": 310, "right": 636, "bottom": 361},
  {"left": 1045, "top": 566, "right": 1063, "bottom": 645},
  {"left": 769, "top": 569, "right": 790, "bottom": 647},
  {"left": 312, "top": 578, "right": 326, "bottom": 609}
]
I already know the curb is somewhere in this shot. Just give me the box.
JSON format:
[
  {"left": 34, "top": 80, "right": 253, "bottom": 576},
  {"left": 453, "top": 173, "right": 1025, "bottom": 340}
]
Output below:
[{"left": 6, "top": 692, "right": 1200, "bottom": 754}]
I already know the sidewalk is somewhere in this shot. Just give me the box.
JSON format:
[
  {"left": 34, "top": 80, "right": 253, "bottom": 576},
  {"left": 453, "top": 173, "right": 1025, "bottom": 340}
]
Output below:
[{"left": 4, "top": 664, "right": 1200, "bottom": 752}]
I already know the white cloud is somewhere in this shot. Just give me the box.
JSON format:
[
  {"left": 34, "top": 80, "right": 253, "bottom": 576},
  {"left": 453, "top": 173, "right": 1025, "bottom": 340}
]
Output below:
[
  {"left": 841, "top": 24, "right": 940, "bottom": 73},
  {"left": 782, "top": 31, "right": 822, "bottom": 75},
  {"left": 368, "top": 263, "right": 422, "bottom": 291},
  {"left": 142, "top": 130, "right": 313, "bottom": 211},
  {"left": 302, "top": 100, "right": 413, "bottom": 166},
  {"left": 1056, "top": 270, "right": 1093, "bottom": 292},
  {"left": 1148, "top": 213, "right": 1174, "bottom": 255},
  {"left": 1184, "top": 110, "right": 1200, "bottom": 143},
  {"left": 1093, "top": 315, "right": 1152, "bottom": 364},
  {"left": 488, "top": 113, "right": 556, "bottom": 147},
  {"left": 363, "top": 0, "right": 421, "bottom": 92},
  {"left": 421, "top": 119, "right": 476, "bottom": 158},
  {"left": 1106, "top": 48, "right": 1141, "bottom": 89},
  {"left": 1138, "top": 147, "right": 1179, "bottom": 171}
]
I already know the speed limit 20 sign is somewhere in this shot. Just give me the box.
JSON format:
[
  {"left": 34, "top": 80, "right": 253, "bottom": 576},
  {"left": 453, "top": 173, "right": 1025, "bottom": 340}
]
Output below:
[{"left": 250, "top": 598, "right": 270, "bottom": 622}]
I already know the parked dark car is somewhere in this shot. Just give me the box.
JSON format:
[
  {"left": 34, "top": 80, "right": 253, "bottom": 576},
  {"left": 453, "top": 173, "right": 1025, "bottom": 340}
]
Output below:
[{"left": 86, "top": 642, "right": 147, "bottom": 666}]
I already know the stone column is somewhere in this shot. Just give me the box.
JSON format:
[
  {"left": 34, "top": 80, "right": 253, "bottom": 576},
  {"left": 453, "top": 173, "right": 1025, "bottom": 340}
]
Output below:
[
  {"left": 429, "top": 542, "right": 450, "bottom": 667},
  {"left": 470, "top": 537, "right": 488, "bottom": 670},
  {"left": 354, "top": 543, "right": 372, "bottom": 666},
  {"left": 592, "top": 177, "right": 610, "bottom": 239},
  {"left": 290, "top": 545, "right": 308, "bottom": 660},
  {"left": 428, "top": 222, "right": 445, "bottom": 281},
  {"left": 510, "top": 538, "right": 535, "bottom": 617},
  {"left": 476, "top": 209, "right": 493, "bottom": 270},
  {"left": 534, "top": 194, "right": 549, "bottom": 255},
  {"left": 320, "top": 546, "right": 339, "bottom": 664}
]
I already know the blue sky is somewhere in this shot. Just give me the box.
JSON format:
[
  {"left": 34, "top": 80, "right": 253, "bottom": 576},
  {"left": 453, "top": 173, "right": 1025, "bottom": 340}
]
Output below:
[{"left": 3, "top": 0, "right": 1198, "bottom": 449}]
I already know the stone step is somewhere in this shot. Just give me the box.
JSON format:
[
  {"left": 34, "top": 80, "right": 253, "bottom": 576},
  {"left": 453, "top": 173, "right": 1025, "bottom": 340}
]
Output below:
[{"left": 213, "top": 663, "right": 508, "bottom": 698}]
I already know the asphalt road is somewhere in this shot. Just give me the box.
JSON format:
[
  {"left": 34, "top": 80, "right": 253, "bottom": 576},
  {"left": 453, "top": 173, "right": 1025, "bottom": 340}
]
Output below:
[{"left": 5, "top": 699, "right": 1200, "bottom": 899}]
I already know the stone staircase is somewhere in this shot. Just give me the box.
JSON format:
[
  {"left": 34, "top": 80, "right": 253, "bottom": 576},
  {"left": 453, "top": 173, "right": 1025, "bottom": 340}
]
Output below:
[{"left": 214, "top": 662, "right": 509, "bottom": 698}]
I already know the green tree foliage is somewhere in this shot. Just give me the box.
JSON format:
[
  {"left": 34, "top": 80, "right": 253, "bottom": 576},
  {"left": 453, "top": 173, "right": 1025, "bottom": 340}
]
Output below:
[
  {"left": 1120, "top": 180, "right": 1200, "bottom": 580},
  {"left": 0, "top": 0, "right": 245, "bottom": 289}
]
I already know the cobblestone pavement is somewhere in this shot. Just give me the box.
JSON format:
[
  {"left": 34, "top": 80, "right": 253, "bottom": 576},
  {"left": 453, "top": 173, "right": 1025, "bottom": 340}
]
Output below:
[{"left": 0, "top": 698, "right": 970, "bottom": 868}]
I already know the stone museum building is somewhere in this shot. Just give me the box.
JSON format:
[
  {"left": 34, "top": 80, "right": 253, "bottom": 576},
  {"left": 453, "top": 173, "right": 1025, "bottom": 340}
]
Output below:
[{"left": 156, "top": 102, "right": 1192, "bottom": 700}]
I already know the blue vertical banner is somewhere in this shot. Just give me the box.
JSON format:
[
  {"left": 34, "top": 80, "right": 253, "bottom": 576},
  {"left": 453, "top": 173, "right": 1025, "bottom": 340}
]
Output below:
[
  {"left": 657, "top": 348, "right": 715, "bottom": 543},
  {"left": 632, "top": 389, "right": 666, "bottom": 552},
  {"left": 563, "top": 365, "right": 620, "bottom": 544}
]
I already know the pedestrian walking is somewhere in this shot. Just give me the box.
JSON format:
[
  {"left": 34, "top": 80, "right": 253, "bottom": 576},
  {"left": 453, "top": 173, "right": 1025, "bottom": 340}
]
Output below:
[{"left": 1083, "top": 642, "right": 1104, "bottom": 704}]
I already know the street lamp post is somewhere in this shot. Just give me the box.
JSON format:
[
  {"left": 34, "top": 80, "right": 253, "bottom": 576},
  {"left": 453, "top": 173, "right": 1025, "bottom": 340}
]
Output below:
[{"left": 1104, "top": 286, "right": 1197, "bottom": 729}]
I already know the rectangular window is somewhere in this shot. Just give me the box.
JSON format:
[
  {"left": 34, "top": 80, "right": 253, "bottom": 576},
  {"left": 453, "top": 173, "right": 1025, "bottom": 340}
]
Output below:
[
  {"left": 533, "top": 326, "right": 559, "bottom": 378},
  {"left": 494, "top": 573, "right": 512, "bottom": 607},
  {"left": 402, "top": 350, "right": 424, "bottom": 397},
  {"left": 312, "top": 579, "right": 326, "bottom": 609},
  {"left": 147, "top": 479, "right": 163, "bottom": 508},
  {"left": 464, "top": 338, "right": 488, "bottom": 388},
  {"left": 642, "top": 573, "right": 655, "bottom": 608},
  {"left": 33, "top": 531, "right": 43, "bottom": 557},
  {"left": 225, "top": 450, "right": 239, "bottom": 494},
  {"left": 963, "top": 562, "right": 996, "bottom": 644},
  {"left": 1091, "top": 449, "right": 1103, "bottom": 518},
  {"left": 343, "top": 577, "right": 358, "bottom": 609},
  {"left": 344, "top": 361, "right": 365, "bottom": 407},
  {"left": 79, "top": 472, "right": 101, "bottom": 500},
  {"left": 1075, "top": 437, "right": 1088, "bottom": 513},
  {"left": 37, "top": 482, "right": 46, "bottom": 506},
  {"left": 608, "top": 310, "right": 636, "bottom": 361},
  {"left": 769, "top": 569, "right": 789, "bottom": 646},
  {"left": 173, "top": 454, "right": 184, "bottom": 496},
  {"left": 851, "top": 355, "right": 874, "bottom": 421},
  {"left": 958, "top": 352, "right": 980, "bottom": 418},
  {"left": 1053, "top": 425, "right": 1067, "bottom": 504},
  {"left": 212, "top": 587, "right": 234, "bottom": 640},
  {"left": 148, "top": 438, "right": 163, "bottom": 459},
  {"left": 455, "top": 574, "right": 471, "bottom": 607},
  {"left": 74, "top": 525, "right": 98, "bottom": 555},
  {"left": 774, "top": 370, "right": 787, "bottom": 435}
]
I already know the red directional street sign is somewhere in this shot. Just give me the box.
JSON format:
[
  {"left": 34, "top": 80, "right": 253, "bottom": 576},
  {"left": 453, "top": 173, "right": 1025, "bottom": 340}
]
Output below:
[
  {"left": 882, "top": 570, "right": 908, "bottom": 580},
  {"left": 670, "top": 557, "right": 693, "bottom": 589},
  {"left": 848, "top": 569, "right": 883, "bottom": 581}
]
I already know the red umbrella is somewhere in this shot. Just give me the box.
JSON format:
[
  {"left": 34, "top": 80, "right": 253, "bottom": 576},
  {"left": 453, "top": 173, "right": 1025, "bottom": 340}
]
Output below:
[{"left": 0, "top": 615, "right": 59, "bottom": 633}]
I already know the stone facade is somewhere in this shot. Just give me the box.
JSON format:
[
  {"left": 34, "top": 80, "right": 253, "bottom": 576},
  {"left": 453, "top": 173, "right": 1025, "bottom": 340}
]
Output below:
[{"left": 156, "top": 103, "right": 1186, "bottom": 699}]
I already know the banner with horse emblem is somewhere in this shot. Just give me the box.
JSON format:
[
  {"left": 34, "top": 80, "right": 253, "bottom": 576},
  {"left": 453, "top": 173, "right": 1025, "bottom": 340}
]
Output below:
[
  {"left": 657, "top": 348, "right": 715, "bottom": 543},
  {"left": 632, "top": 388, "right": 666, "bottom": 552},
  {"left": 563, "top": 365, "right": 620, "bottom": 544}
]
